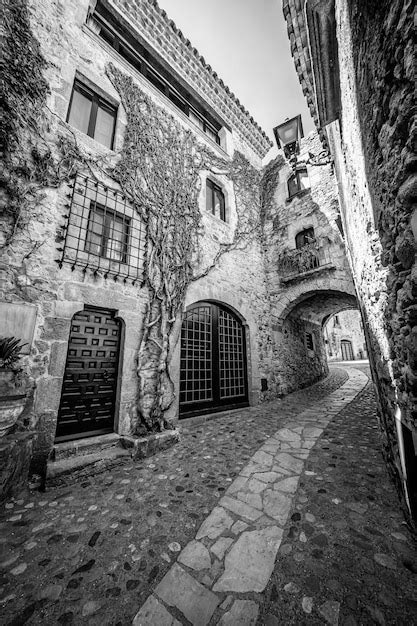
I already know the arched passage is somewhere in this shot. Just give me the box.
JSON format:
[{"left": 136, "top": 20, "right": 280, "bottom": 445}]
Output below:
[
  {"left": 179, "top": 301, "right": 249, "bottom": 418},
  {"left": 272, "top": 285, "right": 359, "bottom": 394},
  {"left": 286, "top": 290, "right": 358, "bottom": 323}
]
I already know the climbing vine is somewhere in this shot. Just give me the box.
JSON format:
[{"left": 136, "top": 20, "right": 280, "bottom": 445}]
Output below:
[
  {"left": 0, "top": 0, "right": 62, "bottom": 246},
  {"left": 105, "top": 65, "right": 263, "bottom": 432}
]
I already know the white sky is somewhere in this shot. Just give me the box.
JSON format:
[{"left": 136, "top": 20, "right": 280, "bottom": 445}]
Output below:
[{"left": 156, "top": 0, "right": 314, "bottom": 160}]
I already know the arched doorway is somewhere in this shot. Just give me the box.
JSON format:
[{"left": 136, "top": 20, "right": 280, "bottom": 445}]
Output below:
[
  {"left": 55, "top": 307, "right": 122, "bottom": 441},
  {"left": 179, "top": 301, "right": 248, "bottom": 418},
  {"left": 341, "top": 339, "right": 354, "bottom": 361}
]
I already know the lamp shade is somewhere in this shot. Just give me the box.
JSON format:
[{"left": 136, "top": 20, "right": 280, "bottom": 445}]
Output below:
[{"left": 273, "top": 114, "right": 304, "bottom": 149}]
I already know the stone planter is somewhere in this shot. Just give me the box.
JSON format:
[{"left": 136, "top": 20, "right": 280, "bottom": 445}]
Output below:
[{"left": 0, "top": 370, "right": 27, "bottom": 437}]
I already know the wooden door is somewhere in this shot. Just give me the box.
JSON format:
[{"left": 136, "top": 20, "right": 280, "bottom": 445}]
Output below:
[
  {"left": 179, "top": 302, "right": 248, "bottom": 418},
  {"left": 341, "top": 339, "right": 354, "bottom": 361},
  {"left": 56, "top": 308, "right": 121, "bottom": 440}
]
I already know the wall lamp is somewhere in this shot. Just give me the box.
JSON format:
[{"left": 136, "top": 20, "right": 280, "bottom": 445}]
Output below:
[{"left": 273, "top": 114, "right": 333, "bottom": 170}]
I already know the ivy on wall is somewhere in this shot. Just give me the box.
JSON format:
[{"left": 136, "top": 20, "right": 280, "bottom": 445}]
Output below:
[
  {"left": 260, "top": 156, "right": 284, "bottom": 224},
  {"left": 1, "top": 0, "right": 62, "bottom": 246},
  {"left": 106, "top": 65, "right": 263, "bottom": 433},
  {"left": 1, "top": 0, "right": 265, "bottom": 435}
]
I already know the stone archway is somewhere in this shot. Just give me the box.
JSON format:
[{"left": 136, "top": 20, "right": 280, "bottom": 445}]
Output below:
[
  {"left": 271, "top": 277, "right": 359, "bottom": 395},
  {"left": 273, "top": 275, "right": 357, "bottom": 327}
]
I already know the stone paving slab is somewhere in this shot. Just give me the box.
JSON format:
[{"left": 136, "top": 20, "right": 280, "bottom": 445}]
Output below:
[
  {"left": 154, "top": 563, "right": 219, "bottom": 625},
  {"left": 132, "top": 594, "right": 181, "bottom": 626}
]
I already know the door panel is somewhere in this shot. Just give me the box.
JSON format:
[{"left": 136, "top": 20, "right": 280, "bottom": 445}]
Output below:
[
  {"left": 180, "top": 305, "right": 213, "bottom": 406},
  {"left": 219, "top": 308, "right": 246, "bottom": 399},
  {"left": 341, "top": 340, "right": 354, "bottom": 361},
  {"left": 56, "top": 308, "right": 121, "bottom": 440},
  {"left": 179, "top": 302, "right": 248, "bottom": 418}
]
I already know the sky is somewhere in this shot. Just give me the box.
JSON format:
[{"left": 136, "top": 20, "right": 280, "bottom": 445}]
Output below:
[{"left": 156, "top": 0, "right": 314, "bottom": 159}]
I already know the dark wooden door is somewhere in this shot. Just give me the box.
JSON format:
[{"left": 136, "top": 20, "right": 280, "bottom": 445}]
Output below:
[
  {"left": 56, "top": 308, "right": 121, "bottom": 440},
  {"left": 179, "top": 302, "right": 248, "bottom": 418},
  {"left": 341, "top": 340, "right": 354, "bottom": 361}
]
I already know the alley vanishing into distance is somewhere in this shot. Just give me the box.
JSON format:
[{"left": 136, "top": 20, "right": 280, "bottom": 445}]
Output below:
[{"left": 1, "top": 363, "right": 416, "bottom": 625}]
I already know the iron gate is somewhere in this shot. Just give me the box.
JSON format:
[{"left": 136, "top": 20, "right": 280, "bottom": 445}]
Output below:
[{"left": 179, "top": 302, "right": 248, "bottom": 417}]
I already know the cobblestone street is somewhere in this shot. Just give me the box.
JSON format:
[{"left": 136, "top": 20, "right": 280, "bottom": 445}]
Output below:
[{"left": 1, "top": 365, "right": 416, "bottom": 625}]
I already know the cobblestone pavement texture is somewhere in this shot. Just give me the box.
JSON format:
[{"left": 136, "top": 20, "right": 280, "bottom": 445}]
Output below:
[
  {"left": 132, "top": 366, "right": 369, "bottom": 626},
  {"left": 258, "top": 369, "right": 417, "bottom": 626},
  {"left": 0, "top": 365, "right": 415, "bottom": 625}
]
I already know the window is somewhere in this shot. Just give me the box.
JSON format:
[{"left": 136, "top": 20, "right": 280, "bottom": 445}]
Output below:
[
  {"left": 86, "top": 202, "right": 129, "bottom": 263},
  {"left": 334, "top": 314, "right": 340, "bottom": 327},
  {"left": 288, "top": 167, "right": 310, "bottom": 198},
  {"left": 305, "top": 332, "right": 314, "bottom": 351},
  {"left": 296, "top": 227, "right": 315, "bottom": 249},
  {"left": 67, "top": 80, "right": 117, "bottom": 149},
  {"left": 206, "top": 180, "right": 226, "bottom": 222},
  {"left": 189, "top": 109, "right": 205, "bottom": 131},
  {"left": 189, "top": 110, "right": 220, "bottom": 144}
]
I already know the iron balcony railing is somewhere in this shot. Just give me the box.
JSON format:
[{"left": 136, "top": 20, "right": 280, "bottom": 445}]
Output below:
[{"left": 277, "top": 240, "right": 334, "bottom": 279}]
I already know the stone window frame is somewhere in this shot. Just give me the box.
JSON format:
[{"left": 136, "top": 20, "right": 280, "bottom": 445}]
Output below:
[
  {"left": 206, "top": 178, "right": 227, "bottom": 223},
  {"left": 200, "top": 173, "right": 235, "bottom": 228},
  {"left": 66, "top": 73, "right": 119, "bottom": 150},
  {"left": 295, "top": 226, "right": 316, "bottom": 249}
]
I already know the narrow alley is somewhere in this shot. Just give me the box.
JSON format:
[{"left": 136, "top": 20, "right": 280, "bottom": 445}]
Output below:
[{"left": 1, "top": 364, "right": 415, "bottom": 625}]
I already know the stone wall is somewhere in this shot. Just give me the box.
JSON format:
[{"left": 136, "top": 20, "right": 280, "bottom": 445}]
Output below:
[
  {"left": 328, "top": 0, "right": 416, "bottom": 523},
  {"left": 282, "top": 0, "right": 416, "bottom": 524},
  {"left": 347, "top": 0, "right": 415, "bottom": 428},
  {"left": 274, "top": 318, "right": 328, "bottom": 395}
]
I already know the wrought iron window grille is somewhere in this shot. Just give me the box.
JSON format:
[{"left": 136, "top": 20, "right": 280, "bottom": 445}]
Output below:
[{"left": 57, "top": 173, "right": 146, "bottom": 285}]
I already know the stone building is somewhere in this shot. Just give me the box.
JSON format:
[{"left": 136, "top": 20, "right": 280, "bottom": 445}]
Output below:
[
  {"left": 1, "top": 0, "right": 276, "bottom": 496},
  {"left": 323, "top": 310, "right": 367, "bottom": 361},
  {"left": 0, "top": 0, "right": 370, "bottom": 506},
  {"left": 282, "top": 0, "right": 416, "bottom": 526}
]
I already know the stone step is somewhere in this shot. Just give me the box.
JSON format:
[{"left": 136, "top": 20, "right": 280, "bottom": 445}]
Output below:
[
  {"left": 52, "top": 433, "right": 122, "bottom": 461},
  {"left": 46, "top": 446, "right": 131, "bottom": 488}
]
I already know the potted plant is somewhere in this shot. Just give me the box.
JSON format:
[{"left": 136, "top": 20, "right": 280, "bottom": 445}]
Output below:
[{"left": 0, "top": 337, "right": 28, "bottom": 437}]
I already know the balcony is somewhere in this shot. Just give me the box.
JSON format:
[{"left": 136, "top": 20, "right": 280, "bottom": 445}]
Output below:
[{"left": 277, "top": 241, "right": 336, "bottom": 284}]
